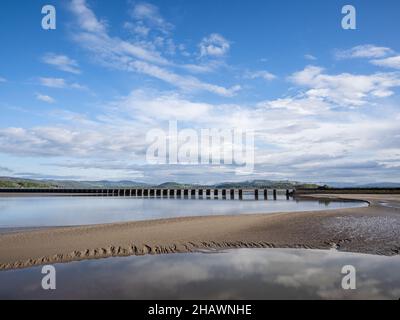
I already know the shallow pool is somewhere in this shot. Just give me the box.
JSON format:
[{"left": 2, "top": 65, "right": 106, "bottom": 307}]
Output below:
[{"left": 0, "top": 248, "right": 398, "bottom": 299}]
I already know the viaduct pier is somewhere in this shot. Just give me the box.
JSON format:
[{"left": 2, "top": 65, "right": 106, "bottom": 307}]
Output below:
[{"left": 0, "top": 188, "right": 295, "bottom": 200}]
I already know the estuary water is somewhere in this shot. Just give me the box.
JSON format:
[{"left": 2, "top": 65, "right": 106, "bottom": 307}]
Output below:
[{"left": 0, "top": 195, "right": 367, "bottom": 228}]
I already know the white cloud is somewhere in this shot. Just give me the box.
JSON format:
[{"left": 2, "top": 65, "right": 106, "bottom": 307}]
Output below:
[
  {"left": 130, "top": 2, "right": 173, "bottom": 33},
  {"left": 116, "top": 89, "right": 212, "bottom": 121},
  {"left": 289, "top": 65, "right": 400, "bottom": 107},
  {"left": 125, "top": 2, "right": 179, "bottom": 58},
  {"left": 42, "top": 53, "right": 81, "bottom": 74},
  {"left": 70, "top": 0, "right": 107, "bottom": 33},
  {"left": 182, "top": 64, "right": 215, "bottom": 74},
  {"left": 124, "top": 22, "right": 150, "bottom": 37},
  {"left": 199, "top": 33, "right": 230, "bottom": 57},
  {"left": 336, "top": 45, "right": 394, "bottom": 59},
  {"left": 258, "top": 96, "right": 329, "bottom": 115},
  {"left": 39, "top": 77, "right": 66, "bottom": 88},
  {"left": 336, "top": 44, "right": 400, "bottom": 71},
  {"left": 1, "top": 87, "right": 400, "bottom": 182},
  {"left": 38, "top": 77, "right": 87, "bottom": 90},
  {"left": 69, "top": 0, "right": 239, "bottom": 97},
  {"left": 36, "top": 93, "right": 56, "bottom": 104},
  {"left": 371, "top": 56, "right": 400, "bottom": 70},
  {"left": 131, "top": 60, "right": 241, "bottom": 96},
  {"left": 181, "top": 60, "right": 225, "bottom": 74},
  {"left": 304, "top": 54, "right": 317, "bottom": 61},
  {"left": 0, "top": 77, "right": 6, "bottom": 83},
  {"left": 3, "top": 2, "right": 398, "bottom": 183},
  {"left": 70, "top": 0, "right": 168, "bottom": 65},
  {"left": 245, "top": 70, "right": 276, "bottom": 81}
]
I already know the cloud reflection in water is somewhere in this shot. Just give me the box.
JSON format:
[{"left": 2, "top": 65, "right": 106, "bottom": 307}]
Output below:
[{"left": 0, "top": 248, "right": 399, "bottom": 299}]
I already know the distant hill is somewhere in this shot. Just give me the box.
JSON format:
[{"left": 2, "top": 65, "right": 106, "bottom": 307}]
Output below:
[
  {"left": 141, "top": 180, "right": 318, "bottom": 189},
  {"left": 0, "top": 177, "right": 400, "bottom": 189},
  {"left": 322, "top": 182, "right": 400, "bottom": 188},
  {"left": 0, "top": 177, "right": 55, "bottom": 189},
  {"left": 47, "top": 180, "right": 151, "bottom": 188},
  {"left": 5, "top": 177, "right": 397, "bottom": 190},
  {"left": 0, "top": 177, "right": 150, "bottom": 189},
  {"left": 0, "top": 177, "right": 318, "bottom": 189},
  {"left": 214, "top": 180, "right": 319, "bottom": 189},
  {"left": 356, "top": 182, "right": 400, "bottom": 188},
  {"left": 157, "top": 182, "right": 200, "bottom": 189}
]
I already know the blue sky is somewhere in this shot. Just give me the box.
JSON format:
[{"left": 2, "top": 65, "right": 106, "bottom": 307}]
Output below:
[{"left": 0, "top": 0, "right": 400, "bottom": 183}]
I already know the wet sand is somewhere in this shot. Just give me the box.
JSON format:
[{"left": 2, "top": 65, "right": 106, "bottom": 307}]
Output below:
[{"left": 1, "top": 194, "right": 400, "bottom": 270}]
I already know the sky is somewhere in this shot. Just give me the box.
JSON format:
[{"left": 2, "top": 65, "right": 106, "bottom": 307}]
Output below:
[{"left": 0, "top": 0, "right": 400, "bottom": 184}]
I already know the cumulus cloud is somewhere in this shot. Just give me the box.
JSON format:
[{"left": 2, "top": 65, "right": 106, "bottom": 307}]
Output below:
[
  {"left": 258, "top": 96, "right": 329, "bottom": 115},
  {"left": 199, "top": 33, "right": 230, "bottom": 57},
  {"left": 371, "top": 56, "right": 400, "bottom": 70},
  {"left": 0, "top": 123, "right": 147, "bottom": 159},
  {"left": 115, "top": 89, "right": 212, "bottom": 121},
  {"left": 42, "top": 53, "right": 81, "bottom": 74},
  {"left": 1, "top": 86, "right": 400, "bottom": 182},
  {"left": 2, "top": 3, "right": 400, "bottom": 183},
  {"left": 289, "top": 66, "right": 400, "bottom": 107}
]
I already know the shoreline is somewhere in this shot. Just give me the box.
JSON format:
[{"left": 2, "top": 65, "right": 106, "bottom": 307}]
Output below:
[{"left": 1, "top": 194, "right": 400, "bottom": 270}]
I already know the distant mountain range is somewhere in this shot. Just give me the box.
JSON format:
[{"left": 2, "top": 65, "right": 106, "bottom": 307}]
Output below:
[
  {"left": 0, "top": 177, "right": 318, "bottom": 189},
  {"left": 322, "top": 182, "right": 400, "bottom": 188},
  {"left": 0, "top": 177, "right": 149, "bottom": 189},
  {"left": 1, "top": 176, "right": 399, "bottom": 189}
]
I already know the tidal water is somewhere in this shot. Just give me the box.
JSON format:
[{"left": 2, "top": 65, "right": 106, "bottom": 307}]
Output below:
[
  {"left": 0, "top": 248, "right": 399, "bottom": 300},
  {"left": 0, "top": 196, "right": 367, "bottom": 228}
]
